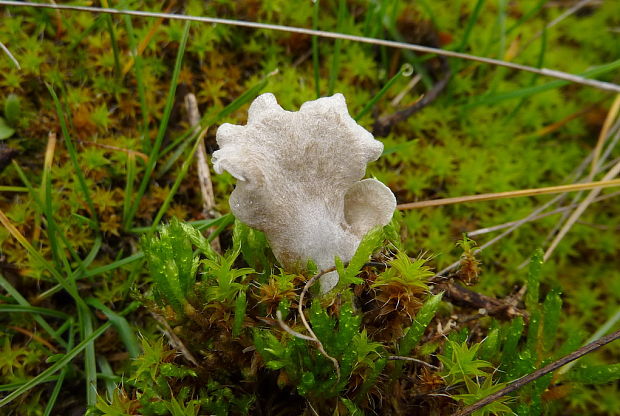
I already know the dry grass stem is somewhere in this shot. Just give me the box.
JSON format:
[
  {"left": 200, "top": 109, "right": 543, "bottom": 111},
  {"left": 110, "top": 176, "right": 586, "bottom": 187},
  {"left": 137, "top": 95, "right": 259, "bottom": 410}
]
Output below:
[
  {"left": 452, "top": 328, "right": 620, "bottom": 416},
  {"left": 184, "top": 93, "right": 221, "bottom": 253},
  {"left": 387, "top": 355, "right": 439, "bottom": 370},
  {"left": 544, "top": 160, "right": 620, "bottom": 261},
  {"left": 397, "top": 178, "right": 620, "bottom": 210},
  {"left": 0, "top": 39, "right": 20, "bottom": 69},
  {"left": 275, "top": 310, "right": 315, "bottom": 342},
  {"left": 468, "top": 190, "right": 620, "bottom": 236},
  {"left": 1, "top": 1, "right": 619, "bottom": 92},
  {"left": 436, "top": 192, "right": 568, "bottom": 277},
  {"left": 590, "top": 94, "right": 620, "bottom": 180},
  {"left": 8, "top": 325, "right": 58, "bottom": 353},
  {"left": 149, "top": 311, "right": 200, "bottom": 367},
  {"left": 520, "top": 0, "right": 598, "bottom": 53},
  {"left": 298, "top": 267, "right": 340, "bottom": 378}
]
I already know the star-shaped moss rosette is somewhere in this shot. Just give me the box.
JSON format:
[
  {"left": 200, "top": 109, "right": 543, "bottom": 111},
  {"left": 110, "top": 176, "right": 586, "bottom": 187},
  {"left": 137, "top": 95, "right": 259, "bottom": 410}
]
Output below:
[{"left": 213, "top": 93, "right": 396, "bottom": 293}]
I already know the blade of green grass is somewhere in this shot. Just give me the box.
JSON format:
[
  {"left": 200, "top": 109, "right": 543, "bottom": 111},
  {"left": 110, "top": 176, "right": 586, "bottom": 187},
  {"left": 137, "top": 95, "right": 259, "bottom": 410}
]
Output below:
[
  {"left": 84, "top": 252, "right": 145, "bottom": 277},
  {"left": 415, "top": 0, "right": 438, "bottom": 28},
  {"left": 0, "top": 208, "right": 87, "bottom": 309},
  {"left": 382, "top": 7, "right": 433, "bottom": 89},
  {"left": 47, "top": 84, "right": 99, "bottom": 230},
  {"left": 68, "top": 15, "right": 105, "bottom": 51},
  {"left": 124, "top": 21, "right": 191, "bottom": 229},
  {"left": 34, "top": 251, "right": 145, "bottom": 302},
  {"left": 497, "top": 0, "right": 507, "bottom": 58},
  {"left": 507, "top": 0, "right": 548, "bottom": 34},
  {"left": 206, "top": 214, "right": 235, "bottom": 243},
  {"left": 120, "top": 3, "right": 150, "bottom": 151},
  {"left": 101, "top": 0, "right": 121, "bottom": 78},
  {"left": 0, "top": 186, "right": 27, "bottom": 192},
  {"left": 355, "top": 64, "right": 412, "bottom": 121},
  {"left": 130, "top": 214, "right": 230, "bottom": 234},
  {"left": 36, "top": 214, "right": 228, "bottom": 301},
  {"left": 0, "top": 378, "right": 59, "bottom": 392},
  {"left": 13, "top": 160, "right": 103, "bottom": 285},
  {"left": 160, "top": 127, "right": 196, "bottom": 158},
  {"left": 455, "top": 0, "right": 485, "bottom": 53},
  {"left": 202, "top": 71, "right": 275, "bottom": 126},
  {"left": 86, "top": 297, "right": 140, "bottom": 359},
  {"left": 328, "top": 0, "right": 347, "bottom": 95},
  {"left": 149, "top": 128, "right": 205, "bottom": 231},
  {"left": 122, "top": 152, "right": 136, "bottom": 224},
  {"left": 312, "top": 0, "right": 320, "bottom": 98},
  {"left": 156, "top": 72, "right": 273, "bottom": 178},
  {"left": 0, "top": 274, "right": 68, "bottom": 348},
  {"left": 505, "top": 26, "right": 547, "bottom": 121},
  {"left": 156, "top": 130, "right": 196, "bottom": 178},
  {"left": 465, "top": 58, "right": 620, "bottom": 109},
  {"left": 43, "top": 324, "right": 74, "bottom": 416},
  {"left": 78, "top": 305, "right": 97, "bottom": 406},
  {"left": 97, "top": 355, "right": 117, "bottom": 401},
  {"left": 0, "top": 322, "right": 111, "bottom": 407},
  {"left": 14, "top": 160, "right": 83, "bottom": 274},
  {"left": 41, "top": 133, "right": 73, "bottom": 277}
]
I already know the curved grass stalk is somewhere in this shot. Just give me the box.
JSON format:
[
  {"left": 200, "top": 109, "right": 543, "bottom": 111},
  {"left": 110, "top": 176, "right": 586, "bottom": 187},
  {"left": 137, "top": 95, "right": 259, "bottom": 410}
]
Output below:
[
  {"left": 0, "top": 0, "right": 619, "bottom": 92},
  {"left": 0, "top": 39, "right": 20, "bottom": 69},
  {"left": 397, "top": 178, "right": 620, "bottom": 210}
]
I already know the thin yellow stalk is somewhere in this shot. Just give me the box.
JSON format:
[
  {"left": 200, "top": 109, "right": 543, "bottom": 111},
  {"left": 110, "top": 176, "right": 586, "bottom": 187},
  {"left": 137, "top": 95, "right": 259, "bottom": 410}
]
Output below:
[
  {"left": 544, "top": 161, "right": 620, "bottom": 261},
  {"left": 41, "top": 132, "right": 57, "bottom": 198},
  {"left": 35, "top": 132, "right": 57, "bottom": 243},
  {"left": 396, "top": 178, "right": 620, "bottom": 210},
  {"left": 590, "top": 94, "right": 620, "bottom": 180},
  {"left": 121, "top": 3, "right": 173, "bottom": 76}
]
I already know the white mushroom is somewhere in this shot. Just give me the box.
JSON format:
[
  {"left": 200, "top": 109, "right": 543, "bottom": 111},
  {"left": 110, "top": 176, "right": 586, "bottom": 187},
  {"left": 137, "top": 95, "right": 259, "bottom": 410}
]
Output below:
[{"left": 213, "top": 93, "right": 396, "bottom": 293}]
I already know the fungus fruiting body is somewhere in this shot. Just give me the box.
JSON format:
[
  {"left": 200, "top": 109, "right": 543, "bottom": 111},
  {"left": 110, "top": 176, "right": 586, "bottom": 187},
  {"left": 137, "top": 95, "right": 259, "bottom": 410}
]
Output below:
[{"left": 213, "top": 93, "right": 396, "bottom": 292}]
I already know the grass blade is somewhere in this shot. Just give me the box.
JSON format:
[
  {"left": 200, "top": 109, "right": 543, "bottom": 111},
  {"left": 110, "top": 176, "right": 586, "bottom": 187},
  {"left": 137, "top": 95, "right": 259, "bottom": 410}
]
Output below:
[
  {"left": 0, "top": 208, "right": 85, "bottom": 308},
  {"left": 78, "top": 305, "right": 97, "bottom": 406},
  {"left": 43, "top": 325, "right": 74, "bottom": 416},
  {"left": 149, "top": 127, "right": 205, "bottom": 231},
  {"left": 41, "top": 132, "right": 72, "bottom": 276},
  {"left": 0, "top": 322, "right": 111, "bottom": 407},
  {"left": 0, "top": 304, "right": 70, "bottom": 320},
  {"left": 84, "top": 252, "right": 145, "bottom": 277},
  {"left": 5, "top": 1, "right": 618, "bottom": 92},
  {"left": 355, "top": 64, "right": 412, "bottom": 121},
  {"left": 122, "top": 152, "right": 136, "bottom": 224},
  {"left": 202, "top": 71, "right": 275, "bottom": 126},
  {"left": 507, "top": 0, "right": 547, "bottom": 34},
  {"left": 47, "top": 84, "right": 99, "bottom": 230},
  {"left": 86, "top": 297, "right": 141, "bottom": 359},
  {"left": 312, "top": 0, "right": 320, "bottom": 98},
  {"left": 97, "top": 355, "right": 117, "bottom": 401},
  {"left": 120, "top": 2, "right": 150, "bottom": 151},
  {"left": 101, "top": 0, "right": 121, "bottom": 77},
  {"left": 0, "top": 186, "right": 27, "bottom": 192},
  {"left": 455, "top": 0, "right": 485, "bottom": 53},
  {"left": 124, "top": 21, "right": 191, "bottom": 229},
  {"left": 466, "top": 58, "right": 620, "bottom": 108},
  {"left": 327, "top": 0, "right": 346, "bottom": 95},
  {"left": 0, "top": 274, "right": 68, "bottom": 348}
]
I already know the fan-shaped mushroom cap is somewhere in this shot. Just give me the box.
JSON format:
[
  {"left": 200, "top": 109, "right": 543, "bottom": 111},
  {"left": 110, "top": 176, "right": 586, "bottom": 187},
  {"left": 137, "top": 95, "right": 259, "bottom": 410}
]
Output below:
[{"left": 213, "top": 93, "right": 396, "bottom": 293}]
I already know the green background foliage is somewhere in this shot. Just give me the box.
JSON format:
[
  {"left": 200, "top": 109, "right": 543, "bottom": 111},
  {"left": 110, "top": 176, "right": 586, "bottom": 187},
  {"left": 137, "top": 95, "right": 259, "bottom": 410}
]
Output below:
[{"left": 0, "top": 0, "right": 619, "bottom": 414}]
